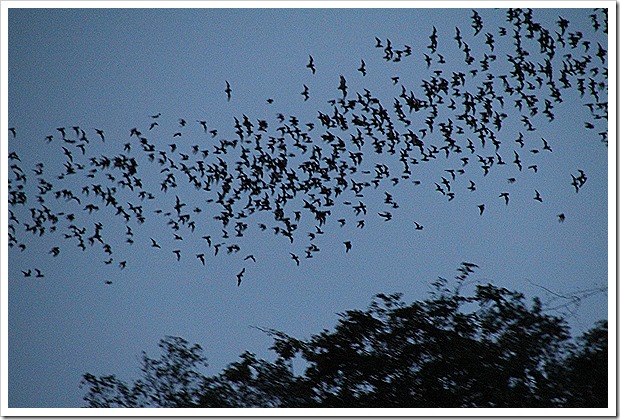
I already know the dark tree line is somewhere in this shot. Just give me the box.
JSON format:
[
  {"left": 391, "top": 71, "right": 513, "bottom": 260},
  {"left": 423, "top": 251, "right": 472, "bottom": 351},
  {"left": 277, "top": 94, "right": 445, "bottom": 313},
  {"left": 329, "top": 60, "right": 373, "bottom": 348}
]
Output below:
[{"left": 81, "top": 268, "right": 607, "bottom": 408}]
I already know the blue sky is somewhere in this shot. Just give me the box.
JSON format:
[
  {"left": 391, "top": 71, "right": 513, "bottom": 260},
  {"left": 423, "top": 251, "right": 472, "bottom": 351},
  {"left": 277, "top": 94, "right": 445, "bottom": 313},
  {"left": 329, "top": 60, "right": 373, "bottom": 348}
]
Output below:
[{"left": 5, "top": 4, "right": 612, "bottom": 409}]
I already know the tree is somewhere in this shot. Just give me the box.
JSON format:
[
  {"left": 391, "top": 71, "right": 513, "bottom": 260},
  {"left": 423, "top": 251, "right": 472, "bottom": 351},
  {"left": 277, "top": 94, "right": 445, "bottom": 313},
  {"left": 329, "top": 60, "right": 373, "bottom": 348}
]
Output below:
[
  {"left": 555, "top": 320, "right": 608, "bottom": 407},
  {"left": 81, "top": 336, "right": 208, "bottom": 408},
  {"left": 80, "top": 271, "right": 607, "bottom": 408}
]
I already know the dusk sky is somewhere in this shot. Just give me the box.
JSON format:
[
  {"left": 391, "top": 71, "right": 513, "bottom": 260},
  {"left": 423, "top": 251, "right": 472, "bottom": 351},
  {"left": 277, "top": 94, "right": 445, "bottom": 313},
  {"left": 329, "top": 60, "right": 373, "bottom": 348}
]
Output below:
[{"left": 4, "top": 3, "right": 612, "bottom": 410}]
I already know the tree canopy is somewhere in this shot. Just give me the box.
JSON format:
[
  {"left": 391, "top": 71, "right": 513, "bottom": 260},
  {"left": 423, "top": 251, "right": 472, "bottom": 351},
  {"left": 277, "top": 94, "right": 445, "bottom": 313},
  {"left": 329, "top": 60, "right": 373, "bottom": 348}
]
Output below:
[{"left": 81, "top": 270, "right": 608, "bottom": 408}]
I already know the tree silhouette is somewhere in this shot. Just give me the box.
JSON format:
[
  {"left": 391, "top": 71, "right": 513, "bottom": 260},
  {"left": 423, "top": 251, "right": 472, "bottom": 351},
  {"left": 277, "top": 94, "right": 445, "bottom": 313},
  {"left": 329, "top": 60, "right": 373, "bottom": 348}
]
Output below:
[
  {"left": 556, "top": 319, "right": 608, "bottom": 407},
  {"left": 80, "top": 266, "right": 608, "bottom": 408}
]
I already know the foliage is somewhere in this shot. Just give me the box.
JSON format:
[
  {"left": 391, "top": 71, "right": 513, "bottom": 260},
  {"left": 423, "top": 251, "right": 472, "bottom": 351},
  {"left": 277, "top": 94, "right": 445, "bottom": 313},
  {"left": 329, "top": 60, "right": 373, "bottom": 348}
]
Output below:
[
  {"left": 556, "top": 320, "right": 608, "bottom": 407},
  {"left": 82, "top": 337, "right": 208, "bottom": 408},
  {"left": 81, "top": 275, "right": 608, "bottom": 408}
]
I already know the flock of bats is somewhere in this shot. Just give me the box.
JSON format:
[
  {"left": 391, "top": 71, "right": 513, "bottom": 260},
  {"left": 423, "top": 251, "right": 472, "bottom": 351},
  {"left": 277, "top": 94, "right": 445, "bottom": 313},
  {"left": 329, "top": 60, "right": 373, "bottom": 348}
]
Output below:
[{"left": 8, "top": 8, "right": 607, "bottom": 286}]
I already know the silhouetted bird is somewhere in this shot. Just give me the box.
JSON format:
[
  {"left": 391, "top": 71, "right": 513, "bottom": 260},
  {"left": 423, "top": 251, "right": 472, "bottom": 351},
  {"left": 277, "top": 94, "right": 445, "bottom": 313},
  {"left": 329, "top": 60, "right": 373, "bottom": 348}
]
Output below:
[
  {"left": 358, "top": 59, "right": 367, "bottom": 76},
  {"left": 534, "top": 190, "right": 543, "bottom": 202},
  {"left": 236, "top": 268, "right": 245, "bottom": 286},
  {"left": 225, "top": 81, "right": 232, "bottom": 101},
  {"left": 306, "top": 55, "right": 316, "bottom": 74}
]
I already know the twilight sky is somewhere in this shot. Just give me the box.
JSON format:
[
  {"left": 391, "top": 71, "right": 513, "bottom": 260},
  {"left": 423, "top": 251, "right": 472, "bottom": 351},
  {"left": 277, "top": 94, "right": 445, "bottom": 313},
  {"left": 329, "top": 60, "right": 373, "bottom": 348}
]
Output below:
[{"left": 5, "top": 3, "right": 611, "bottom": 409}]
